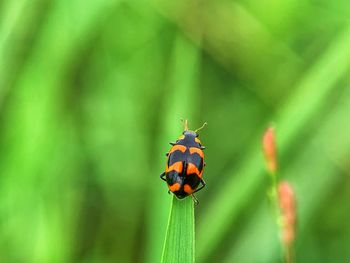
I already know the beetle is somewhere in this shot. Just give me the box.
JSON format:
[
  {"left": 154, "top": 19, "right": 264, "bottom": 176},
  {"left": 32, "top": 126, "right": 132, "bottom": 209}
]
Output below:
[{"left": 160, "top": 120, "right": 207, "bottom": 203}]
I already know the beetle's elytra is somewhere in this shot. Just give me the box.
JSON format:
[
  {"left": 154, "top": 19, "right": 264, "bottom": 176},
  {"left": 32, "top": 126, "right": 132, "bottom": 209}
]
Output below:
[{"left": 160, "top": 120, "right": 207, "bottom": 203}]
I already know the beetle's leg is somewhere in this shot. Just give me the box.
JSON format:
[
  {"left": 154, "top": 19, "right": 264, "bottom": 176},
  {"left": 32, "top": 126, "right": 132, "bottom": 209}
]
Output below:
[
  {"left": 160, "top": 172, "right": 166, "bottom": 181},
  {"left": 168, "top": 190, "right": 171, "bottom": 194},
  {"left": 165, "top": 152, "right": 169, "bottom": 157},
  {"left": 169, "top": 142, "right": 176, "bottom": 146},
  {"left": 192, "top": 194, "right": 199, "bottom": 205},
  {"left": 191, "top": 179, "right": 206, "bottom": 205},
  {"left": 193, "top": 179, "right": 206, "bottom": 194}
]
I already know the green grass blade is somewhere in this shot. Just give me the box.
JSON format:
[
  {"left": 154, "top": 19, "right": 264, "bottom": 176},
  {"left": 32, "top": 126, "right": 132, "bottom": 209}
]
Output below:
[
  {"left": 161, "top": 197, "right": 195, "bottom": 263},
  {"left": 145, "top": 33, "right": 201, "bottom": 263}
]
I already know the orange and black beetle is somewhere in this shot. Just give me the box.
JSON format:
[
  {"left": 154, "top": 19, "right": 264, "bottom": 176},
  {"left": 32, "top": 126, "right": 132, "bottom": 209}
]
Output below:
[{"left": 160, "top": 120, "right": 206, "bottom": 203}]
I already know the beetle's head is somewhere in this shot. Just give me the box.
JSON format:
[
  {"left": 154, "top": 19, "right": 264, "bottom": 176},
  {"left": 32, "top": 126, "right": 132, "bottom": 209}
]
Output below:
[{"left": 176, "top": 119, "right": 206, "bottom": 146}]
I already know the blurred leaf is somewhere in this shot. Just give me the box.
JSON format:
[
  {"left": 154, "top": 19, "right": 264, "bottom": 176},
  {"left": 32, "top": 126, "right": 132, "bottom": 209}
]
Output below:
[
  {"left": 197, "top": 22, "right": 350, "bottom": 262},
  {"left": 225, "top": 81, "right": 350, "bottom": 262}
]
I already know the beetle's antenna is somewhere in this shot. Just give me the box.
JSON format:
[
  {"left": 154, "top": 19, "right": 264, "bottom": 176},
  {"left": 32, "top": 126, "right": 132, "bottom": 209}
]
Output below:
[
  {"left": 195, "top": 122, "right": 207, "bottom": 133},
  {"left": 181, "top": 118, "right": 189, "bottom": 131}
]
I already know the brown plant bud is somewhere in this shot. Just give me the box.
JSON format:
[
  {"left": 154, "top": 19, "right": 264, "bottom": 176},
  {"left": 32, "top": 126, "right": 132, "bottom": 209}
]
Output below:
[
  {"left": 262, "top": 127, "right": 278, "bottom": 173},
  {"left": 278, "top": 181, "right": 296, "bottom": 246}
]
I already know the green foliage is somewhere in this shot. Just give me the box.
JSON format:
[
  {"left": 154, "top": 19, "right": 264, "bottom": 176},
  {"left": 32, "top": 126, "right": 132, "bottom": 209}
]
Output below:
[
  {"left": 161, "top": 197, "right": 195, "bottom": 263},
  {"left": 1, "top": 0, "right": 350, "bottom": 262}
]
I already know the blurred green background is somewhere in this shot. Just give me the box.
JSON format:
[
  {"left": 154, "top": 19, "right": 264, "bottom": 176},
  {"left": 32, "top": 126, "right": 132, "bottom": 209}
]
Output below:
[{"left": 2, "top": 0, "right": 350, "bottom": 262}]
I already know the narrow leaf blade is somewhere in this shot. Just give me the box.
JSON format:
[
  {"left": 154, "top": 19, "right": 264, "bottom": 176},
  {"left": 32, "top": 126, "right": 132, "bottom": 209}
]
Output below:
[{"left": 161, "top": 196, "right": 195, "bottom": 263}]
